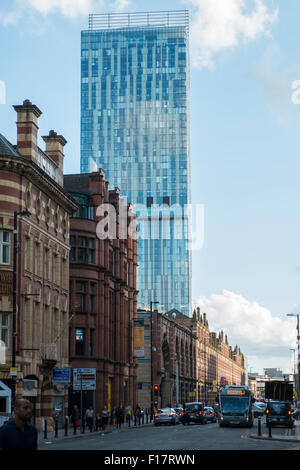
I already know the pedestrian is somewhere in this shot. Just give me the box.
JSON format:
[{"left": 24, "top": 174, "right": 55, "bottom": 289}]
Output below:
[
  {"left": 85, "top": 406, "right": 94, "bottom": 432},
  {"left": 111, "top": 407, "right": 116, "bottom": 429},
  {"left": 71, "top": 404, "right": 79, "bottom": 434},
  {"left": 0, "top": 398, "right": 38, "bottom": 451},
  {"left": 95, "top": 412, "right": 101, "bottom": 431},
  {"left": 101, "top": 405, "right": 108, "bottom": 430},
  {"left": 125, "top": 405, "right": 131, "bottom": 427},
  {"left": 140, "top": 407, "right": 145, "bottom": 424},
  {"left": 134, "top": 404, "right": 141, "bottom": 426},
  {"left": 116, "top": 405, "right": 124, "bottom": 428}
]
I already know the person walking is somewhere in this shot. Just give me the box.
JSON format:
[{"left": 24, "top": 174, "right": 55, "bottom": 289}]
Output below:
[
  {"left": 85, "top": 406, "right": 94, "bottom": 432},
  {"left": 101, "top": 405, "right": 108, "bottom": 430},
  {"left": 0, "top": 398, "right": 38, "bottom": 451},
  {"left": 116, "top": 405, "right": 124, "bottom": 429},
  {"left": 111, "top": 407, "right": 116, "bottom": 429},
  {"left": 95, "top": 412, "right": 101, "bottom": 431},
  {"left": 125, "top": 405, "right": 131, "bottom": 427},
  {"left": 71, "top": 405, "right": 79, "bottom": 435},
  {"left": 134, "top": 404, "right": 141, "bottom": 426}
]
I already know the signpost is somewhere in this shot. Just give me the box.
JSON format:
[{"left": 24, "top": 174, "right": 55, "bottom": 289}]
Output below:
[
  {"left": 73, "top": 368, "right": 96, "bottom": 432},
  {"left": 52, "top": 368, "right": 71, "bottom": 384}
]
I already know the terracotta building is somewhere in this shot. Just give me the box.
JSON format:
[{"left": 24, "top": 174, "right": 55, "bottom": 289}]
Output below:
[
  {"left": 136, "top": 308, "right": 196, "bottom": 410},
  {"left": 0, "top": 100, "right": 78, "bottom": 430},
  {"left": 136, "top": 306, "right": 245, "bottom": 409},
  {"left": 64, "top": 171, "right": 138, "bottom": 415},
  {"left": 168, "top": 307, "right": 245, "bottom": 404}
]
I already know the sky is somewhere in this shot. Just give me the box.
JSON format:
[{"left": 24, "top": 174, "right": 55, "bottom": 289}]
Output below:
[{"left": 1, "top": 0, "right": 300, "bottom": 375}]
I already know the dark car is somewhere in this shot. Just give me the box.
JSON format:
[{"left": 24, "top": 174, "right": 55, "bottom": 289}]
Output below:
[
  {"left": 204, "top": 406, "right": 217, "bottom": 423},
  {"left": 266, "top": 401, "right": 294, "bottom": 428},
  {"left": 182, "top": 402, "right": 207, "bottom": 425},
  {"left": 173, "top": 407, "right": 184, "bottom": 423}
]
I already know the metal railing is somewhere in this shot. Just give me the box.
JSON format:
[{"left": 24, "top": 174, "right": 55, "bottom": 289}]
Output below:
[{"left": 88, "top": 10, "right": 189, "bottom": 31}]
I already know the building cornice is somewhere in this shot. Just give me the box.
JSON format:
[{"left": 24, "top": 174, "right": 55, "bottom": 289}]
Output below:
[{"left": 0, "top": 155, "right": 78, "bottom": 214}]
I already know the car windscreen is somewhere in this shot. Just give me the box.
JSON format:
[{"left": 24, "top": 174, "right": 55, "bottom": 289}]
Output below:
[
  {"left": 267, "top": 403, "right": 290, "bottom": 415},
  {"left": 220, "top": 397, "right": 249, "bottom": 413},
  {"left": 185, "top": 404, "right": 202, "bottom": 412}
]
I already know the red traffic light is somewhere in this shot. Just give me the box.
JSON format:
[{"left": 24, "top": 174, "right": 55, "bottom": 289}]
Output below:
[{"left": 153, "top": 384, "right": 159, "bottom": 391}]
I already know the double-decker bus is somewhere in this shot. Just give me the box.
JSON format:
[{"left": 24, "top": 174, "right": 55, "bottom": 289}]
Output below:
[{"left": 218, "top": 385, "right": 254, "bottom": 427}]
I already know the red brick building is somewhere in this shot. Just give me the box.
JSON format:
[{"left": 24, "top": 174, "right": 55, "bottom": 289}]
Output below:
[
  {"left": 136, "top": 306, "right": 245, "bottom": 409},
  {"left": 0, "top": 100, "right": 77, "bottom": 430},
  {"left": 64, "top": 171, "right": 138, "bottom": 415}
]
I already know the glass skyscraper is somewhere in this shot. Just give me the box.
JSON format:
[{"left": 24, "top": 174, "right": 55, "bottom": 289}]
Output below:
[{"left": 81, "top": 11, "right": 191, "bottom": 316}]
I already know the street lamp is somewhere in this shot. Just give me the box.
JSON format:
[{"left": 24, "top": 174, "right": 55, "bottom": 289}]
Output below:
[
  {"left": 286, "top": 313, "right": 300, "bottom": 400},
  {"left": 150, "top": 301, "right": 159, "bottom": 414},
  {"left": 12, "top": 210, "right": 31, "bottom": 409},
  {"left": 290, "top": 348, "right": 296, "bottom": 380}
]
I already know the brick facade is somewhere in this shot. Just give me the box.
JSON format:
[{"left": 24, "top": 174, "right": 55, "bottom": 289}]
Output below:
[
  {"left": 0, "top": 100, "right": 78, "bottom": 430},
  {"left": 64, "top": 171, "right": 138, "bottom": 416},
  {"left": 137, "top": 307, "right": 245, "bottom": 410}
]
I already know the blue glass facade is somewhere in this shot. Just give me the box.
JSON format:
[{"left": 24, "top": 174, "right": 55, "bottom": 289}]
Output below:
[{"left": 81, "top": 11, "right": 191, "bottom": 316}]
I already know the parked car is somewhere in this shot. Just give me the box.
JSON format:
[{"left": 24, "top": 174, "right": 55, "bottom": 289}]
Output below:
[
  {"left": 204, "top": 406, "right": 217, "bottom": 423},
  {"left": 173, "top": 407, "right": 184, "bottom": 423},
  {"left": 292, "top": 408, "right": 300, "bottom": 420},
  {"left": 182, "top": 402, "right": 207, "bottom": 425},
  {"left": 253, "top": 402, "right": 267, "bottom": 418},
  {"left": 154, "top": 408, "right": 179, "bottom": 426}
]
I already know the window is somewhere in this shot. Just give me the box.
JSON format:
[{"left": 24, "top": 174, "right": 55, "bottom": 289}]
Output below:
[
  {"left": 44, "top": 248, "right": 50, "bottom": 280},
  {"left": 0, "top": 313, "right": 9, "bottom": 347},
  {"left": 75, "top": 281, "right": 86, "bottom": 312},
  {"left": 34, "top": 242, "right": 40, "bottom": 275},
  {"left": 0, "top": 231, "right": 10, "bottom": 265},
  {"left": 24, "top": 237, "right": 30, "bottom": 271},
  {"left": 70, "top": 236, "right": 95, "bottom": 264},
  {"left": 89, "top": 329, "right": 94, "bottom": 356},
  {"left": 90, "top": 283, "right": 95, "bottom": 313},
  {"left": 75, "top": 328, "right": 85, "bottom": 356}
]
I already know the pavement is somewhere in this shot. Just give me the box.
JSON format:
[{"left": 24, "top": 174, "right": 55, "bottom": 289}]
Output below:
[
  {"left": 249, "top": 418, "right": 300, "bottom": 443},
  {"left": 38, "top": 419, "right": 151, "bottom": 444}
]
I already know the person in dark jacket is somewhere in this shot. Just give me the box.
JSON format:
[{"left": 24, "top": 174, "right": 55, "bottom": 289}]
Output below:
[{"left": 0, "top": 398, "right": 38, "bottom": 451}]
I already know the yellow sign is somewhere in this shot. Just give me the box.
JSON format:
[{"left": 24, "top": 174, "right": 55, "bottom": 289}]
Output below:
[
  {"left": 134, "top": 319, "right": 144, "bottom": 357},
  {"left": 189, "top": 392, "right": 196, "bottom": 397},
  {"left": 226, "top": 389, "right": 245, "bottom": 395}
]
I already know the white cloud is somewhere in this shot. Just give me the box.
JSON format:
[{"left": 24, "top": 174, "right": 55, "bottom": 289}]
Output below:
[
  {"left": 0, "top": 0, "right": 130, "bottom": 23},
  {"left": 195, "top": 289, "right": 296, "bottom": 373},
  {"left": 184, "top": 0, "right": 279, "bottom": 68}
]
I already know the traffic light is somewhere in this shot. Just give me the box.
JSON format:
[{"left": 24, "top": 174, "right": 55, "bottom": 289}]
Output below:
[{"left": 153, "top": 384, "right": 159, "bottom": 397}]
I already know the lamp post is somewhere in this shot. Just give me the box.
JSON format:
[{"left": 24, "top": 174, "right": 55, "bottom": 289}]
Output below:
[
  {"left": 286, "top": 313, "right": 300, "bottom": 401},
  {"left": 12, "top": 210, "right": 31, "bottom": 410},
  {"left": 150, "top": 301, "right": 159, "bottom": 414}
]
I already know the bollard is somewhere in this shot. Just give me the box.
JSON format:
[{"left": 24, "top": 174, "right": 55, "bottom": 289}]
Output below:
[
  {"left": 146, "top": 410, "right": 148, "bottom": 424},
  {"left": 65, "top": 417, "right": 68, "bottom": 436},
  {"left": 258, "top": 417, "right": 262, "bottom": 436},
  {"left": 55, "top": 417, "right": 58, "bottom": 438},
  {"left": 44, "top": 419, "right": 47, "bottom": 440},
  {"left": 268, "top": 421, "right": 272, "bottom": 438}
]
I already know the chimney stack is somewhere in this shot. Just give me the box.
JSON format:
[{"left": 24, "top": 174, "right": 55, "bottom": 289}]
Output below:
[
  {"left": 13, "top": 99, "right": 42, "bottom": 163},
  {"left": 42, "top": 130, "right": 67, "bottom": 186}
]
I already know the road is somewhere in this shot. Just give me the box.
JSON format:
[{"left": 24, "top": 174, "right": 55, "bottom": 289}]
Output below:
[{"left": 38, "top": 419, "right": 300, "bottom": 451}]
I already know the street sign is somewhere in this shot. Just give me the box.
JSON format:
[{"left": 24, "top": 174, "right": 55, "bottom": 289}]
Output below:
[
  {"left": 9, "top": 367, "right": 17, "bottom": 376},
  {"left": 52, "top": 368, "right": 71, "bottom": 383},
  {"left": 73, "top": 368, "right": 96, "bottom": 391}
]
